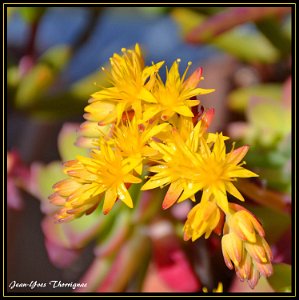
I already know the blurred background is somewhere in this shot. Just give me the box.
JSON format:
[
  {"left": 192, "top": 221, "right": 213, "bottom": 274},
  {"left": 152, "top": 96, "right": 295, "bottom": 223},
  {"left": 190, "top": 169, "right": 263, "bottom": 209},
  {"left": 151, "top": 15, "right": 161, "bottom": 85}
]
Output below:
[{"left": 7, "top": 6, "right": 292, "bottom": 293}]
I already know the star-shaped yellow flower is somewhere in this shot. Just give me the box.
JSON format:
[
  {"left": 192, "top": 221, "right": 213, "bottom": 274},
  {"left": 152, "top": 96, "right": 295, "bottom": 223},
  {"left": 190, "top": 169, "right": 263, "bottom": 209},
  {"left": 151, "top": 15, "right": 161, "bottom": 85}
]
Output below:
[
  {"left": 142, "top": 130, "right": 258, "bottom": 213},
  {"left": 49, "top": 141, "right": 142, "bottom": 221},
  {"left": 142, "top": 60, "right": 214, "bottom": 122},
  {"left": 87, "top": 44, "right": 164, "bottom": 124}
]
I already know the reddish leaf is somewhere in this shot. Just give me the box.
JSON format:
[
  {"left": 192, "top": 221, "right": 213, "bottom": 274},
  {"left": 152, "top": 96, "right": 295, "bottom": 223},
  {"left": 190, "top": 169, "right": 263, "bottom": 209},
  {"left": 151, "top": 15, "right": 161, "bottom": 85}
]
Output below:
[
  {"left": 151, "top": 221, "right": 201, "bottom": 292},
  {"left": 44, "top": 238, "right": 80, "bottom": 268},
  {"left": 186, "top": 7, "right": 291, "bottom": 44}
]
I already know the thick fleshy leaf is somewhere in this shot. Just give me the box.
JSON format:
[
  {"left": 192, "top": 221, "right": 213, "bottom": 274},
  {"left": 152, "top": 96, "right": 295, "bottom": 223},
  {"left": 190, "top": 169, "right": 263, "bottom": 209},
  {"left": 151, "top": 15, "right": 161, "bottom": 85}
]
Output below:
[
  {"left": 171, "top": 8, "right": 205, "bottom": 37},
  {"left": 42, "top": 204, "right": 106, "bottom": 250},
  {"left": 246, "top": 98, "right": 291, "bottom": 147},
  {"left": 15, "top": 45, "right": 72, "bottom": 109},
  {"left": 267, "top": 264, "right": 291, "bottom": 292},
  {"left": 142, "top": 263, "right": 175, "bottom": 292},
  {"left": 15, "top": 64, "right": 55, "bottom": 109},
  {"left": 150, "top": 221, "right": 201, "bottom": 292},
  {"left": 185, "top": 7, "right": 291, "bottom": 44},
  {"left": 228, "top": 84, "right": 282, "bottom": 113},
  {"left": 70, "top": 70, "right": 109, "bottom": 101},
  {"left": 58, "top": 123, "right": 89, "bottom": 162},
  {"left": 94, "top": 211, "right": 131, "bottom": 257},
  {"left": 96, "top": 229, "right": 151, "bottom": 292},
  {"left": 210, "top": 30, "right": 279, "bottom": 62},
  {"left": 44, "top": 238, "right": 80, "bottom": 269},
  {"left": 172, "top": 8, "right": 279, "bottom": 63},
  {"left": 76, "top": 256, "right": 113, "bottom": 292},
  {"left": 7, "top": 179, "right": 24, "bottom": 210},
  {"left": 33, "top": 161, "right": 65, "bottom": 214},
  {"left": 132, "top": 188, "right": 166, "bottom": 224},
  {"left": 39, "top": 45, "right": 72, "bottom": 72}
]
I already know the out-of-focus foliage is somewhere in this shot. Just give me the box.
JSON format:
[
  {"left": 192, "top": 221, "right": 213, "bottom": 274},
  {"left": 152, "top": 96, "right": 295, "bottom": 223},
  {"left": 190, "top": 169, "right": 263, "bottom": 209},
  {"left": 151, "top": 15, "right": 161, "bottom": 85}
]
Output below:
[
  {"left": 7, "top": 6, "right": 292, "bottom": 293},
  {"left": 171, "top": 8, "right": 289, "bottom": 63},
  {"left": 267, "top": 264, "right": 291, "bottom": 292},
  {"left": 228, "top": 79, "right": 291, "bottom": 195}
]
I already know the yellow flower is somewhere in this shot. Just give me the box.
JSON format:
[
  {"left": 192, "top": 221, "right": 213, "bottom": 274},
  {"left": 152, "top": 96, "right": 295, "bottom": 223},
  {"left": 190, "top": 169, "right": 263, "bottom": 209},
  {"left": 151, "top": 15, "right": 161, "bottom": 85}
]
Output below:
[
  {"left": 142, "top": 130, "right": 258, "bottom": 213},
  {"left": 87, "top": 44, "right": 164, "bottom": 124},
  {"left": 49, "top": 141, "right": 142, "bottom": 221},
  {"left": 143, "top": 60, "right": 214, "bottom": 122},
  {"left": 228, "top": 206, "right": 265, "bottom": 243},
  {"left": 183, "top": 197, "right": 222, "bottom": 241},
  {"left": 221, "top": 231, "right": 243, "bottom": 268},
  {"left": 221, "top": 206, "right": 273, "bottom": 289},
  {"left": 109, "top": 116, "right": 170, "bottom": 174}
]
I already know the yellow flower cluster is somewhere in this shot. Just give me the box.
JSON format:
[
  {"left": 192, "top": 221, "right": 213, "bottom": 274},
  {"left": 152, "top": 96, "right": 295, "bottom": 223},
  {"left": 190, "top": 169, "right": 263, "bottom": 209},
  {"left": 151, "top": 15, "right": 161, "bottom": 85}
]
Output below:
[
  {"left": 49, "top": 44, "right": 272, "bottom": 288},
  {"left": 222, "top": 204, "right": 273, "bottom": 288}
]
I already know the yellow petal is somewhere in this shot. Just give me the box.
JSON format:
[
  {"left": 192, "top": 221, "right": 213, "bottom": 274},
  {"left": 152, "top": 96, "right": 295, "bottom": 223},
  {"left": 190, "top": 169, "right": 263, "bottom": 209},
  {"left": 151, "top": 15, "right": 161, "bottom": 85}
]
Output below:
[
  {"left": 142, "top": 106, "right": 161, "bottom": 122},
  {"left": 177, "top": 182, "right": 203, "bottom": 203},
  {"left": 212, "top": 184, "right": 229, "bottom": 213},
  {"left": 163, "top": 181, "right": 183, "bottom": 209},
  {"left": 227, "top": 145, "right": 249, "bottom": 165},
  {"left": 228, "top": 167, "right": 259, "bottom": 178},
  {"left": 213, "top": 133, "right": 226, "bottom": 160},
  {"left": 138, "top": 87, "right": 157, "bottom": 103},
  {"left": 103, "top": 187, "right": 118, "bottom": 214},
  {"left": 141, "top": 61, "right": 164, "bottom": 84},
  {"left": 185, "top": 99, "right": 200, "bottom": 107},
  {"left": 142, "top": 123, "right": 170, "bottom": 142},
  {"left": 184, "top": 67, "right": 202, "bottom": 89},
  {"left": 117, "top": 183, "right": 133, "bottom": 208},
  {"left": 141, "top": 175, "right": 171, "bottom": 190},
  {"left": 245, "top": 240, "right": 268, "bottom": 264},
  {"left": 53, "top": 179, "right": 81, "bottom": 197},
  {"left": 193, "top": 87, "right": 215, "bottom": 95},
  {"left": 91, "top": 87, "right": 118, "bottom": 100},
  {"left": 225, "top": 182, "right": 245, "bottom": 202},
  {"left": 173, "top": 105, "right": 194, "bottom": 117},
  {"left": 123, "top": 173, "right": 142, "bottom": 184}
]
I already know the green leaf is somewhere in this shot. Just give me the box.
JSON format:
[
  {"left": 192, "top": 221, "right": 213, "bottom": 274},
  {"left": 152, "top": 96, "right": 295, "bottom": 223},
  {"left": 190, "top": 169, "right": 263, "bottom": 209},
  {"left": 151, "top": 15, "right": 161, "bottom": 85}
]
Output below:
[
  {"left": 39, "top": 44, "right": 72, "bottom": 72},
  {"left": 35, "top": 161, "right": 65, "bottom": 202},
  {"left": 246, "top": 99, "right": 291, "bottom": 148},
  {"left": 70, "top": 69, "right": 110, "bottom": 101},
  {"left": 15, "top": 64, "right": 55, "bottom": 108},
  {"left": 255, "top": 17, "right": 291, "bottom": 57},
  {"left": 267, "top": 264, "right": 292, "bottom": 292},
  {"left": 7, "top": 66, "right": 21, "bottom": 88},
  {"left": 257, "top": 167, "right": 291, "bottom": 194},
  {"left": 171, "top": 8, "right": 206, "bottom": 37},
  {"left": 14, "top": 45, "right": 72, "bottom": 109},
  {"left": 57, "top": 123, "right": 89, "bottom": 162},
  {"left": 228, "top": 84, "right": 282, "bottom": 113},
  {"left": 248, "top": 100, "right": 291, "bottom": 134},
  {"left": 213, "top": 29, "right": 279, "bottom": 64},
  {"left": 42, "top": 205, "right": 107, "bottom": 249},
  {"left": 172, "top": 8, "right": 279, "bottom": 63}
]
